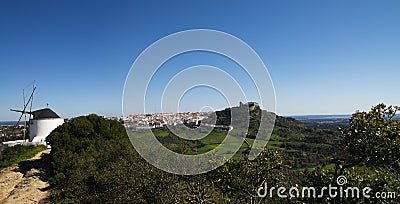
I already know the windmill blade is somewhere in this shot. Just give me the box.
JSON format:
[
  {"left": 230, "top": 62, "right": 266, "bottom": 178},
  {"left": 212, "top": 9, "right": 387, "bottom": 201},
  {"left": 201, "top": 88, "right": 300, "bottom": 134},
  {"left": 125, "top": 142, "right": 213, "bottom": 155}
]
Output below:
[
  {"left": 10, "top": 109, "right": 32, "bottom": 113},
  {"left": 16, "top": 111, "right": 25, "bottom": 126},
  {"left": 12, "top": 109, "right": 32, "bottom": 126},
  {"left": 29, "top": 80, "right": 36, "bottom": 120},
  {"left": 23, "top": 89, "right": 27, "bottom": 138},
  {"left": 14, "top": 87, "right": 36, "bottom": 126}
]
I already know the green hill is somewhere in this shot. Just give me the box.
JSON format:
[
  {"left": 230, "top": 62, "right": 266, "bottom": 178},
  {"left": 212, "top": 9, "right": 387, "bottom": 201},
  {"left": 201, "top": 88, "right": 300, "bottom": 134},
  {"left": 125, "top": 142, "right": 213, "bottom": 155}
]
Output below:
[
  {"left": 152, "top": 104, "right": 343, "bottom": 169},
  {"left": 213, "top": 104, "right": 343, "bottom": 168}
]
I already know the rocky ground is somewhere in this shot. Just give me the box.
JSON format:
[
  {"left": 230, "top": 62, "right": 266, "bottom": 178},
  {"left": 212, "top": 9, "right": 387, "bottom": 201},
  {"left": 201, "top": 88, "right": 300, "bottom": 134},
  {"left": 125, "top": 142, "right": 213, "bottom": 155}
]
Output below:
[{"left": 0, "top": 149, "right": 51, "bottom": 204}]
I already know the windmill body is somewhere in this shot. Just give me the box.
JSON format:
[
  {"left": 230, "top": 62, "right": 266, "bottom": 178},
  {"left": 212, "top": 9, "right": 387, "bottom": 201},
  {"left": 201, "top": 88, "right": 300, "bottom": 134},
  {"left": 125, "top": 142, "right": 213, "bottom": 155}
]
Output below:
[{"left": 29, "top": 108, "right": 64, "bottom": 143}]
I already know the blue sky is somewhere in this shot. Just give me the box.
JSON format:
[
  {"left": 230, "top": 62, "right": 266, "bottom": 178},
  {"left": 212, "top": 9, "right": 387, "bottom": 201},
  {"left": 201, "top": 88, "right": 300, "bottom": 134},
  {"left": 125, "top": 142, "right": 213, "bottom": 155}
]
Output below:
[{"left": 1, "top": 0, "right": 399, "bottom": 120}]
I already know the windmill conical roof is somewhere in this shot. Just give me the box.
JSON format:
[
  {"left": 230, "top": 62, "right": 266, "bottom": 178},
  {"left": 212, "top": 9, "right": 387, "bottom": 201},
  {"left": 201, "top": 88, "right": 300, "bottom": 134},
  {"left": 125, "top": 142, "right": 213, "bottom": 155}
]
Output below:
[{"left": 32, "top": 108, "right": 61, "bottom": 119}]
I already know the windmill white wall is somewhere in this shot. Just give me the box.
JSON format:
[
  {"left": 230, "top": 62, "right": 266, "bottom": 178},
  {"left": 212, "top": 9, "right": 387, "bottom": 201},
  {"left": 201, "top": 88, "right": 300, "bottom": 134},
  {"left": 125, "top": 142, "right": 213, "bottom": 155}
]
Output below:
[
  {"left": 29, "top": 118, "right": 64, "bottom": 143},
  {"left": 25, "top": 108, "right": 65, "bottom": 145}
]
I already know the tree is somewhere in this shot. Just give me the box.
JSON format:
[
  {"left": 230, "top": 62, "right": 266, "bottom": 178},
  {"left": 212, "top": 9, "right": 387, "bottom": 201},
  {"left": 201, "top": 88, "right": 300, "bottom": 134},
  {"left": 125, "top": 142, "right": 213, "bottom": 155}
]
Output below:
[
  {"left": 304, "top": 103, "right": 400, "bottom": 203},
  {"left": 342, "top": 103, "right": 400, "bottom": 170}
]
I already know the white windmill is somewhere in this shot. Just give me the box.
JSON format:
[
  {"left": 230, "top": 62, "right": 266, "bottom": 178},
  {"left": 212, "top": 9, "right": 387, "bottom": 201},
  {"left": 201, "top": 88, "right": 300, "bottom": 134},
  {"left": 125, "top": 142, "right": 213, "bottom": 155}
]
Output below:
[{"left": 10, "top": 81, "right": 64, "bottom": 145}]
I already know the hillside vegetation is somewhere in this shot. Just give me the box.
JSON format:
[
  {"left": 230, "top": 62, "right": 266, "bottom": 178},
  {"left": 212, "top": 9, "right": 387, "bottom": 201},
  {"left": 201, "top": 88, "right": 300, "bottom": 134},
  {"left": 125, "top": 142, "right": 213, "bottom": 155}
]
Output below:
[
  {"left": 47, "top": 114, "right": 286, "bottom": 203},
  {"left": 0, "top": 145, "right": 47, "bottom": 170},
  {"left": 46, "top": 103, "right": 400, "bottom": 203},
  {"left": 156, "top": 104, "right": 343, "bottom": 169}
]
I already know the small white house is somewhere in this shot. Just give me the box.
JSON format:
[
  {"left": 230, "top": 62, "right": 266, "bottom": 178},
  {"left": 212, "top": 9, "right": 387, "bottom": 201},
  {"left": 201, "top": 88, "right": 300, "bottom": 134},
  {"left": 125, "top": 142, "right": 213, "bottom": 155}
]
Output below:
[{"left": 1, "top": 139, "right": 28, "bottom": 148}]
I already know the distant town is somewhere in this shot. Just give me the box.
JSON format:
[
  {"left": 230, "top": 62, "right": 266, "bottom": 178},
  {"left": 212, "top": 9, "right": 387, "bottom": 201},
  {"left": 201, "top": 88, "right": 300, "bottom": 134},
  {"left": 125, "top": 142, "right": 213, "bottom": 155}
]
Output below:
[
  {"left": 0, "top": 125, "right": 25, "bottom": 139},
  {"left": 122, "top": 111, "right": 214, "bottom": 130}
]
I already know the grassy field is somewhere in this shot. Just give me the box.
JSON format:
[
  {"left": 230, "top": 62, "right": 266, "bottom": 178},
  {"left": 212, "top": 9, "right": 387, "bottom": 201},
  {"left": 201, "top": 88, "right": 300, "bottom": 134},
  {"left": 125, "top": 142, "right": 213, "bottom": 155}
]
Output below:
[
  {"left": 144, "top": 115, "right": 342, "bottom": 170},
  {"left": 0, "top": 145, "right": 47, "bottom": 170}
]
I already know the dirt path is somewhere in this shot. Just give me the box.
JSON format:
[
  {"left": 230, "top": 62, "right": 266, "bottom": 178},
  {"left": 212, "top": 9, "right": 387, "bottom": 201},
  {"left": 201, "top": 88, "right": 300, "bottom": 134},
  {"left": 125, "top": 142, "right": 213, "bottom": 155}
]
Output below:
[{"left": 0, "top": 149, "right": 51, "bottom": 204}]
